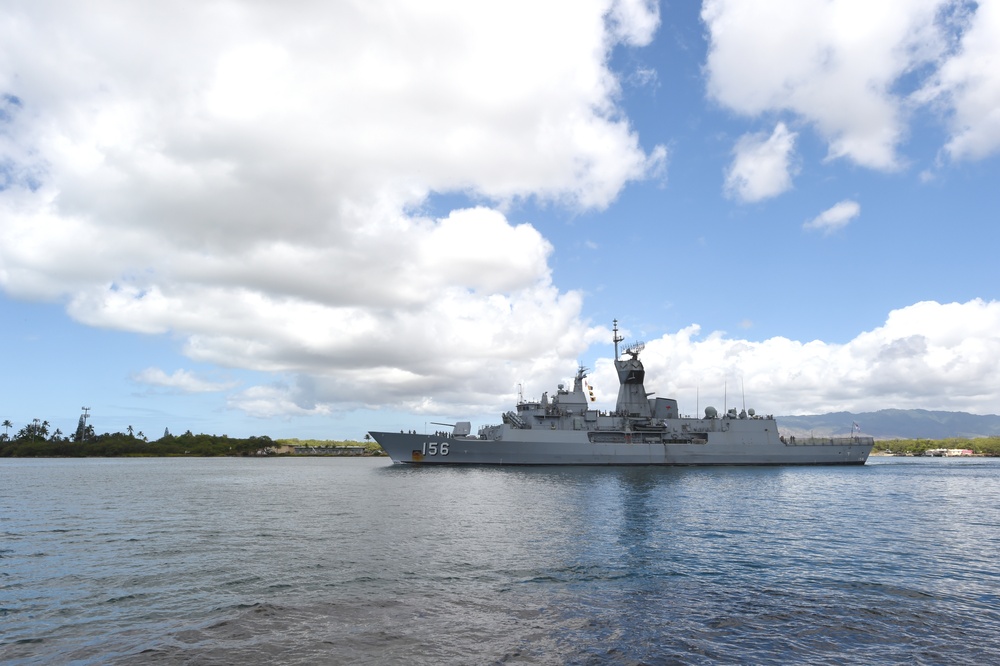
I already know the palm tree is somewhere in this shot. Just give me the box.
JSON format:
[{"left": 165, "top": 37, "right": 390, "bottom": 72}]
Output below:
[
  {"left": 2, "top": 419, "right": 11, "bottom": 440},
  {"left": 127, "top": 425, "right": 134, "bottom": 438}
]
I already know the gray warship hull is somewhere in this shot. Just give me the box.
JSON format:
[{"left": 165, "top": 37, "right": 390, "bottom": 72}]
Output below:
[
  {"left": 369, "top": 320, "right": 874, "bottom": 466},
  {"left": 369, "top": 428, "right": 872, "bottom": 466}
]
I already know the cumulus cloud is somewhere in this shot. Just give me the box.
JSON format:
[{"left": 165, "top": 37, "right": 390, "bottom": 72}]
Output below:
[
  {"left": 227, "top": 382, "right": 331, "bottom": 419},
  {"left": 918, "top": 1, "right": 1000, "bottom": 160},
  {"left": 132, "top": 368, "right": 237, "bottom": 393},
  {"left": 702, "top": 0, "right": 1000, "bottom": 170},
  {"left": 586, "top": 300, "right": 1000, "bottom": 416},
  {"left": 0, "top": 0, "right": 665, "bottom": 418},
  {"left": 803, "top": 199, "right": 861, "bottom": 234},
  {"left": 724, "top": 122, "right": 798, "bottom": 202},
  {"left": 607, "top": 0, "right": 661, "bottom": 45}
]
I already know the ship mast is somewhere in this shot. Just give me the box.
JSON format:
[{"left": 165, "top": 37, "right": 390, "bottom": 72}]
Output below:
[{"left": 613, "top": 318, "right": 623, "bottom": 361}]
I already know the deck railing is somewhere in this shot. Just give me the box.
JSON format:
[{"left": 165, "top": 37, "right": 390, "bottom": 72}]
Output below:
[{"left": 781, "top": 436, "right": 875, "bottom": 447}]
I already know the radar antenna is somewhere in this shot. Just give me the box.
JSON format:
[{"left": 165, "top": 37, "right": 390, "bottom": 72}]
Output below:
[
  {"left": 612, "top": 319, "right": 624, "bottom": 360},
  {"left": 623, "top": 341, "right": 645, "bottom": 358}
]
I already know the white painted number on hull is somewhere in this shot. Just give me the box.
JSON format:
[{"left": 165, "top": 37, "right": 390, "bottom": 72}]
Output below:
[{"left": 422, "top": 441, "right": 450, "bottom": 456}]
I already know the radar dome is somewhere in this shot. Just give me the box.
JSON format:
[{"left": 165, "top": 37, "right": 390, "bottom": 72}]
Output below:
[
  {"left": 748, "top": 408, "right": 755, "bottom": 416},
  {"left": 704, "top": 406, "right": 718, "bottom": 419}
]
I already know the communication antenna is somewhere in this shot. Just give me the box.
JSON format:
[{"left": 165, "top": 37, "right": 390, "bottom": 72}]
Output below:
[
  {"left": 613, "top": 319, "right": 624, "bottom": 360},
  {"left": 741, "top": 377, "right": 746, "bottom": 412}
]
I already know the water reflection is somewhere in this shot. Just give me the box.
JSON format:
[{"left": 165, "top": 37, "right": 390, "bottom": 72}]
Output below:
[{"left": 4, "top": 457, "right": 999, "bottom": 665}]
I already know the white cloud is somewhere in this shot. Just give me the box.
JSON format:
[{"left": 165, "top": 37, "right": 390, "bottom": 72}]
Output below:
[
  {"left": 918, "top": 1, "right": 1000, "bottom": 160},
  {"left": 0, "top": 1, "right": 666, "bottom": 418},
  {"left": 724, "top": 122, "right": 798, "bottom": 202},
  {"left": 227, "top": 383, "right": 331, "bottom": 419},
  {"left": 627, "top": 67, "right": 659, "bottom": 89},
  {"left": 607, "top": 0, "right": 661, "bottom": 46},
  {"left": 803, "top": 199, "right": 861, "bottom": 234},
  {"left": 702, "top": 0, "right": 989, "bottom": 170},
  {"left": 133, "top": 368, "right": 237, "bottom": 393},
  {"left": 587, "top": 299, "right": 1000, "bottom": 416}
]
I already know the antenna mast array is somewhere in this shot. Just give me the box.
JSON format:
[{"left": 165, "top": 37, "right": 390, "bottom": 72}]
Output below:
[
  {"left": 613, "top": 319, "right": 645, "bottom": 360},
  {"left": 623, "top": 341, "right": 645, "bottom": 358}
]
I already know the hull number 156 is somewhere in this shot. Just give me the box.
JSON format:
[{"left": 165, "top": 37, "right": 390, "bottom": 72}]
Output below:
[{"left": 422, "top": 441, "right": 450, "bottom": 456}]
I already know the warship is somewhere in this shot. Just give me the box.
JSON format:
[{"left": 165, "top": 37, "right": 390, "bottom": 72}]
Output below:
[{"left": 369, "top": 320, "right": 874, "bottom": 466}]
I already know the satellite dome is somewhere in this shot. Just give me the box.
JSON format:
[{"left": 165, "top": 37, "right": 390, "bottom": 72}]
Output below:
[{"left": 704, "top": 406, "right": 718, "bottom": 419}]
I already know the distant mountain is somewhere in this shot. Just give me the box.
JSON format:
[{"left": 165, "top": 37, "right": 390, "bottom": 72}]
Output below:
[{"left": 776, "top": 409, "right": 1000, "bottom": 440}]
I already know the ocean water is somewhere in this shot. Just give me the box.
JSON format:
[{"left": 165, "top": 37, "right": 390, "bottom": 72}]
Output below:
[{"left": 1, "top": 456, "right": 998, "bottom": 665}]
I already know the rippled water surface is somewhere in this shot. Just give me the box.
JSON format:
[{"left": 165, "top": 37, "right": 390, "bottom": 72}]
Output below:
[{"left": 2, "top": 457, "right": 999, "bottom": 664}]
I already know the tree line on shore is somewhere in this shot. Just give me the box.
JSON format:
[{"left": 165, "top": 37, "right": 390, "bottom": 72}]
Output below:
[
  {"left": 0, "top": 417, "right": 379, "bottom": 457},
  {"left": 877, "top": 437, "right": 1000, "bottom": 456},
  {"left": 0, "top": 418, "right": 273, "bottom": 457}
]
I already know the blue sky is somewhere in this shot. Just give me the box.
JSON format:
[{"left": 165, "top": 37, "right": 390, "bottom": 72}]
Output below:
[{"left": 2, "top": 0, "right": 999, "bottom": 441}]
